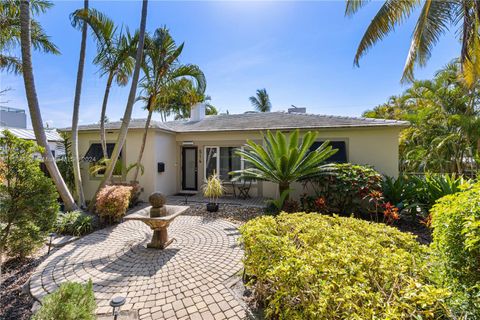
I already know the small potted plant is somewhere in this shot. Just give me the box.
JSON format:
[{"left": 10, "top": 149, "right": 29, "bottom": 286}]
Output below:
[{"left": 203, "top": 173, "right": 224, "bottom": 212}]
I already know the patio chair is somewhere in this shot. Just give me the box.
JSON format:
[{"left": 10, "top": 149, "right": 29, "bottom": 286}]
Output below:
[{"left": 238, "top": 179, "right": 252, "bottom": 200}]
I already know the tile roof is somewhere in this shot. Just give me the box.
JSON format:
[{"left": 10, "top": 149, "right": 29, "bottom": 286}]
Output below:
[
  {"left": 0, "top": 126, "right": 63, "bottom": 141},
  {"left": 63, "top": 112, "right": 409, "bottom": 133}
]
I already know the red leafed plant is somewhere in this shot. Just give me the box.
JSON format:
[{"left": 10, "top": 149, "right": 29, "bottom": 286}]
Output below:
[
  {"left": 96, "top": 185, "right": 133, "bottom": 223},
  {"left": 383, "top": 202, "right": 400, "bottom": 225},
  {"left": 314, "top": 197, "right": 327, "bottom": 212}
]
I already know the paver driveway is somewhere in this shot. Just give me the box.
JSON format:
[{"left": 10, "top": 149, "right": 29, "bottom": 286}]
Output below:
[{"left": 29, "top": 215, "right": 248, "bottom": 319}]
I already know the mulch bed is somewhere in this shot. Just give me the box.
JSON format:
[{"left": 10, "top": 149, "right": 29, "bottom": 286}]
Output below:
[{"left": 0, "top": 246, "right": 50, "bottom": 320}]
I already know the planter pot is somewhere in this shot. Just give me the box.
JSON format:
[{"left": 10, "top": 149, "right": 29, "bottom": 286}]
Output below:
[{"left": 206, "top": 203, "right": 219, "bottom": 212}]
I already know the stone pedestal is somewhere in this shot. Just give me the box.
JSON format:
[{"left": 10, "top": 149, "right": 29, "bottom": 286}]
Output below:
[{"left": 147, "top": 228, "right": 173, "bottom": 249}]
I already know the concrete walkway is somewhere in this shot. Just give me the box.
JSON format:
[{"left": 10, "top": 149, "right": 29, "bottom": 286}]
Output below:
[{"left": 29, "top": 215, "right": 248, "bottom": 319}]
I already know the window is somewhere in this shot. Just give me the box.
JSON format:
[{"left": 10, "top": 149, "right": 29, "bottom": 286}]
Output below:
[
  {"left": 83, "top": 143, "right": 123, "bottom": 177},
  {"left": 309, "top": 141, "right": 347, "bottom": 163},
  {"left": 204, "top": 146, "right": 243, "bottom": 181}
]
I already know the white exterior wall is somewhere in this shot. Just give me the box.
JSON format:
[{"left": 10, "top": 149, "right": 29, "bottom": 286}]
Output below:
[{"left": 154, "top": 131, "right": 177, "bottom": 195}]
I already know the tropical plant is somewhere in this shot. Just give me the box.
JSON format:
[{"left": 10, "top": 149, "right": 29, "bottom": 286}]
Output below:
[
  {"left": 364, "top": 61, "right": 480, "bottom": 174},
  {"left": 71, "top": 8, "right": 136, "bottom": 159},
  {"left": 90, "top": 0, "right": 148, "bottom": 211},
  {"left": 19, "top": 0, "right": 77, "bottom": 211},
  {"left": 0, "top": 0, "right": 60, "bottom": 74},
  {"left": 249, "top": 88, "right": 271, "bottom": 112},
  {"left": 430, "top": 183, "right": 480, "bottom": 317},
  {"left": 168, "top": 78, "right": 218, "bottom": 120},
  {"left": 32, "top": 280, "right": 96, "bottom": 320},
  {"left": 304, "top": 163, "right": 383, "bottom": 215},
  {"left": 346, "top": 0, "right": 480, "bottom": 85},
  {"left": 55, "top": 211, "right": 93, "bottom": 236},
  {"left": 69, "top": 0, "right": 89, "bottom": 208},
  {"left": 0, "top": 131, "right": 59, "bottom": 258},
  {"left": 232, "top": 130, "right": 337, "bottom": 198},
  {"left": 133, "top": 27, "right": 206, "bottom": 182},
  {"left": 202, "top": 173, "right": 224, "bottom": 204},
  {"left": 95, "top": 185, "right": 132, "bottom": 223},
  {"left": 240, "top": 213, "right": 451, "bottom": 319}
]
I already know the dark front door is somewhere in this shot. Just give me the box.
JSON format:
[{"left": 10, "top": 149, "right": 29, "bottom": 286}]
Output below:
[{"left": 182, "top": 147, "right": 197, "bottom": 190}]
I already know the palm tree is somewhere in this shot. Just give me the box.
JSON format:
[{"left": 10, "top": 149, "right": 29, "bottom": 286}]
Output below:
[
  {"left": 69, "top": 0, "right": 89, "bottom": 208},
  {"left": 249, "top": 88, "right": 271, "bottom": 112},
  {"left": 1, "top": 0, "right": 60, "bottom": 74},
  {"left": 231, "top": 130, "right": 337, "bottom": 197},
  {"left": 132, "top": 27, "right": 206, "bottom": 181},
  {"left": 19, "top": 0, "right": 77, "bottom": 211},
  {"left": 71, "top": 9, "right": 136, "bottom": 159},
  {"left": 167, "top": 78, "right": 217, "bottom": 120},
  {"left": 346, "top": 0, "right": 480, "bottom": 85},
  {"left": 89, "top": 0, "right": 148, "bottom": 210}
]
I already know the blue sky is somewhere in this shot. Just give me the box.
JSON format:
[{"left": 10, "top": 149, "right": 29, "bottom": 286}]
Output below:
[{"left": 1, "top": 1, "right": 459, "bottom": 128}]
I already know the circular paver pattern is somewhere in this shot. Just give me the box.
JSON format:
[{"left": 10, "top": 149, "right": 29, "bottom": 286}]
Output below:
[{"left": 29, "top": 215, "right": 247, "bottom": 320}]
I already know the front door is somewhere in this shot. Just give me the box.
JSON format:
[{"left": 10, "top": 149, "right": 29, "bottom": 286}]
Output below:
[{"left": 182, "top": 147, "right": 197, "bottom": 190}]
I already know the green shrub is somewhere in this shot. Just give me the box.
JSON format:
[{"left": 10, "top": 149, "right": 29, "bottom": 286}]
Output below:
[
  {"left": 0, "top": 130, "right": 59, "bottom": 258},
  {"left": 96, "top": 185, "right": 132, "bottom": 223},
  {"left": 304, "top": 163, "right": 382, "bottom": 215},
  {"left": 430, "top": 183, "right": 480, "bottom": 317},
  {"left": 56, "top": 211, "right": 93, "bottom": 236},
  {"left": 382, "top": 174, "right": 471, "bottom": 219},
  {"left": 32, "top": 280, "right": 96, "bottom": 320},
  {"left": 240, "top": 213, "right": 451, "bottom": 319}
]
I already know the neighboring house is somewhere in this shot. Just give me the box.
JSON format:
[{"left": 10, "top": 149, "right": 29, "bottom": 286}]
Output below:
[
  {"left": 0, "top": 126, "right": 65, "bottom": 159},
  {"left": 0, "top": 106, "right": 27, "bottom": 128},
  {"left": 62, "top": 104, "right": 409, "bottom": 202}
]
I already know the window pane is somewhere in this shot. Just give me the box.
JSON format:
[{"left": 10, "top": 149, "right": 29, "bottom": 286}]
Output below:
[
  {"left": 219, "top": 147, "right": 241, "bottom": 180},
  {"left": 205, "top": 147, "right": 218, "bottom": 178},
  {"left": 309, "top": 141, "right": 347, "bottom": 163}
]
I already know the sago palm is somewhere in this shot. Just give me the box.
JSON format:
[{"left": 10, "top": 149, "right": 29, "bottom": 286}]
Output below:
[
  {"left": 132, "top": 27, "right": 205, "bottom": 181},
  {"left": 346, "top": 0, "right": 480, "bottom": 86},
  {"left": 71, "top": 9, "right": 136, "bottom": 159},
  {"left": 231, "top": 129, "right": 337, "bottom": 197},
  {"left": 249, "top": 88, "right": 271, "bottom": 112}
]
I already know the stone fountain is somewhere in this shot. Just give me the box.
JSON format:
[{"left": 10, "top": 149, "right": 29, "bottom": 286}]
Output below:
[{"left": 124, "top": 193, "right": 189, "bottom": 249}]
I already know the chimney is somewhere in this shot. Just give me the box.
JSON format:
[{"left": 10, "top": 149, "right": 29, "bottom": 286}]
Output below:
[
  {"left": 190, "top": 103, "right": 206, "bottom": 122},
  {"left": 288, "top": 105, "right": 306, "bottom": 114}
]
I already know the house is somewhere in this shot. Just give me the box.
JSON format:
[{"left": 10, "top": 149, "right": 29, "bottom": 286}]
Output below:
[
  {"left": 0, "top": 126, "right": 65, "bottom": 159},
  {"left": 63, "top": 104, "right": 409, "bottom": 201}
]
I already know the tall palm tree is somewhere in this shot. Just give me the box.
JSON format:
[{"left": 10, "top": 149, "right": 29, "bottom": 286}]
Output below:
[
  {"left": 346, "top": 0, "right": 480, "bottom": 85},
  {"left": 71, "top": 9, "right": 136, "bottom": 159},
  {"left": 132, "top": 27, "right": 206, "bottom": 181},
  {"left": 0, "top": 0, "right": 59, "bottom": 74},
  {"left": 19, "top": 0, "right": 77, "bottom": 211},
  {"left": 231, "top": 130, "right": 337, "bottom": 198},
  {"left": 170, "top": 79, "right": 218, "bottom": 120},
  {"left": 249, "top": 88, "right": 271, "bottom": 112},
  {"left": 90, "top": 0, "right": 148, "bottom": 210},
  {"left": 69, "top": 0, "right": 88, "bottom": 208}
]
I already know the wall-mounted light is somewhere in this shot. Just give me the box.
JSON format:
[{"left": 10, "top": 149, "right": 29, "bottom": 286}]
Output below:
[{"left": 182, "top": 141, "right": 194, "bottom": 146}]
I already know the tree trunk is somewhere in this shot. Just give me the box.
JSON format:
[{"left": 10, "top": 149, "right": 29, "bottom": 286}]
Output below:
[
  {"left": 279, "top": 182, "right": 290, "bottom": 200},
  {"left": 89, "top": 0, "right": 148, "bottom": 211},
  {"left": 100, "top": 71, "right": 114, "bottom": 159},
  {"left": 71, "top": 0, "right": 88, "bottom": 208},
  {"left": 20, "top": 0, "right": 77, "bottom": 211},
  {"left": 133, "top": 102, "right": 152, "bottom": 182}
]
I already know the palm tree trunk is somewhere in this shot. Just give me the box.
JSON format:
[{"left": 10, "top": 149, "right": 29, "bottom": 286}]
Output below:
[
  {"left": 71, "top": 0, "right": 88, "bottom": 208},
  {"left": 89, "top": 0, "right": 148, "bottom": 211},
  {"left": 132, "top": 102, "right": 152, "bottom": 182},
  {"left": 100, "top": 71, "right": 114, "bottom": 159},
  {"left": 19, "top": 0, "right": 77, "bottom": 211}
]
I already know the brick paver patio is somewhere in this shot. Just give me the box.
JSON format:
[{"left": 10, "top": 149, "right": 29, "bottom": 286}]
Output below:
[{"left": 29, "top": 215, "right": 248, "bottom": 319}]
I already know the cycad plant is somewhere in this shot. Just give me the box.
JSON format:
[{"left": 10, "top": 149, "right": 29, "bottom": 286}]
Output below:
[{"left": 231, "top": 130, "right": 337, "bottom": 197}]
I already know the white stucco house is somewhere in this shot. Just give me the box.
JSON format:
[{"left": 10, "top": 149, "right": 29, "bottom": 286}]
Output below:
[{"left": 62, "top": 105, "right": 408, "bottom": 202}]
